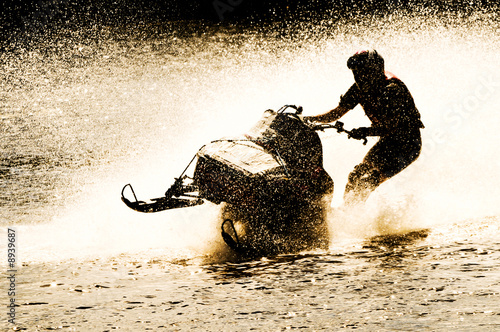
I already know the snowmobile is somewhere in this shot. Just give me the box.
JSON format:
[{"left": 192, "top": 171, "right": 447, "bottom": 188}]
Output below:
[{"left": 121, "top": 105, "right": 367, "bottom": 257}]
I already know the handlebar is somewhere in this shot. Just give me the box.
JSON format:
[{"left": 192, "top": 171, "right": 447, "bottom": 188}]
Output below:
[
  {"left": 276, "top": 105, "right": 368, "bottom": 145},
  {"left": 307, "top": 120, "right": 368, "bottom": 145}
]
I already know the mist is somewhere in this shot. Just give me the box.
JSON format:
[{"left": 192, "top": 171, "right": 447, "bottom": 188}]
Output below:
[{"left": 2, "top": 10, "right": 499, "bottom": 262}]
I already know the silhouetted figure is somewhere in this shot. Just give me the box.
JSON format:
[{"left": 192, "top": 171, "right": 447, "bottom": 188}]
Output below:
[{"left": 306, "top": 49, "right": 424, "bottom": 205}]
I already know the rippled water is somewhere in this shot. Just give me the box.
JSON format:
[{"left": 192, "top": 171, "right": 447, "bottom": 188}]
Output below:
[
  {"left": 1, "top": 8, "right": 500, "bottom": 330},
  {"left": 6, "top": 219, "right": 500, "bottom": 330}
]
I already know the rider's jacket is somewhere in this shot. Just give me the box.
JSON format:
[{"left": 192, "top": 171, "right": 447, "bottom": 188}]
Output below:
[{"left": 339, "top": 72, "right": 424, "bottom": 136}]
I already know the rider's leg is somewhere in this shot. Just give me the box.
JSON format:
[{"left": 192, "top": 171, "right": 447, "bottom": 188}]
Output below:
[
  {"left": 344, "top": 162, "right": 386, "bottom": 205},
  {"left": 343, "top": 131, "right": 422, "bottom": 205}
]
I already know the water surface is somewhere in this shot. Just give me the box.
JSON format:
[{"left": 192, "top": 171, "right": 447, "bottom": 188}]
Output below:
[{"left": 1, "top": 8, "right": 500, "bottom": 330}]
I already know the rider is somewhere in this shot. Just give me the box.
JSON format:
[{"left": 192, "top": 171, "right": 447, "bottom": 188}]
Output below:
[{"left": 305, "top": 49, "right": 424, "bottom": 205}]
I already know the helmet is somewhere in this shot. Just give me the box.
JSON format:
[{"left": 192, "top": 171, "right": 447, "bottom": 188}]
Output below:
[
  {"left": 347, "top": 49, "right": 384, "bottom": 74},
  {"left": 347, "top": 49, "right": 385, "bottom": 91}
]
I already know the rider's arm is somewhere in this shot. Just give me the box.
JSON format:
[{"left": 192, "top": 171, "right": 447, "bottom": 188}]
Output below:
[
  {"left": 306, "top": 84, "right": 358, "bottom": 123},
  {"left": 307, "top": 105, "right": 350, "bottom": 123}
]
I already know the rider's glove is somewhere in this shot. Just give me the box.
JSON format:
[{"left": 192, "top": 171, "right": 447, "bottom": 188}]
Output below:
[
  {"left": 303, "top": 117, "right": 327, "bottom": 132},
  {"left": 303, "top": 116, "right": 317, "bottom": 128},
  {"left": 349, "top": 127, "right": 369, "bottom": 140}
]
